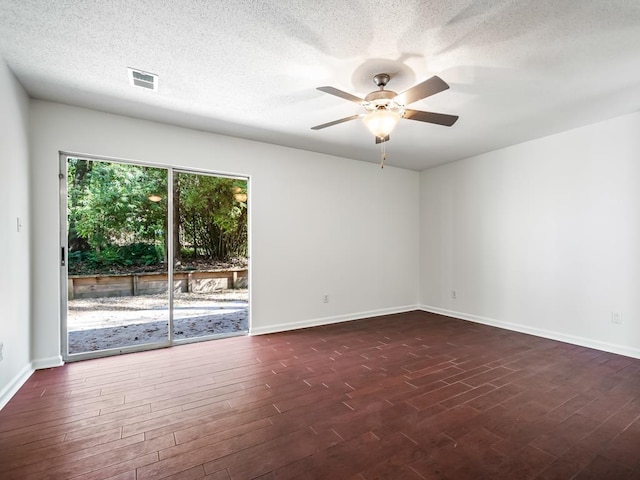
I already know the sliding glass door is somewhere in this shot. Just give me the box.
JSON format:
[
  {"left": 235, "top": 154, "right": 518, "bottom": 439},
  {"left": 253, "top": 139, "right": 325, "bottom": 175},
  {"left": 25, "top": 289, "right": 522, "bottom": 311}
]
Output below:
[{"left": 60, "top": 155, "right": 249, "bottom": 361}]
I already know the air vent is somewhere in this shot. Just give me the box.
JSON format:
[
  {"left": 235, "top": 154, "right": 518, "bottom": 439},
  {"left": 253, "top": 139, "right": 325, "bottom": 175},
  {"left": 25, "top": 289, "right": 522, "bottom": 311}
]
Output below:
[{"left": 127, "top": 67, "right": 158, "bottom": 91}]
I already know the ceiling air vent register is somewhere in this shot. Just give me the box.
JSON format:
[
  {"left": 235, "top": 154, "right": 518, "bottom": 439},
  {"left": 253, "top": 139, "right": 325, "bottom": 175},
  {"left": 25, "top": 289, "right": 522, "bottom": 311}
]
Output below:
[{"left": 127, "top": 68, "right": 158, "bottom": 91}]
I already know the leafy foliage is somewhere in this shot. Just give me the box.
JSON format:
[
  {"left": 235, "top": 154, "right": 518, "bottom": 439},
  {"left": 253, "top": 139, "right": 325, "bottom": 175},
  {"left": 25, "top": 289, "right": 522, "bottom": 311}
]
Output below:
[
  {"left": 68, "top": 243, "right": 164, "bottom": 273},
  {"left": 177, "top": 173, "right": 248, "bottom": 261},
  {"left": 67, "top": 159, "right": 247, "bottom": 274},
  {"left": 68, "top": 159, "right": 167, "bottom": 251}
]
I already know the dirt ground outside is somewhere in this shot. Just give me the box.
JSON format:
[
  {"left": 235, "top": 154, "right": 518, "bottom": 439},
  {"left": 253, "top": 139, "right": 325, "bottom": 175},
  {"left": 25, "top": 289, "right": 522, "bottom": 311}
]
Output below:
[{"left": 67, "top": 289, "right": 248, "bottom": 354}]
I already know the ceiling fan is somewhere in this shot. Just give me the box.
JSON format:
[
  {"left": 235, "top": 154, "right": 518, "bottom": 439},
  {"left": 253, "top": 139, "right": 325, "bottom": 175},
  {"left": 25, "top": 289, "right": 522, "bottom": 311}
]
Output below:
[{"left": 312, "top": 73, "right": 459, "bottom": 143}]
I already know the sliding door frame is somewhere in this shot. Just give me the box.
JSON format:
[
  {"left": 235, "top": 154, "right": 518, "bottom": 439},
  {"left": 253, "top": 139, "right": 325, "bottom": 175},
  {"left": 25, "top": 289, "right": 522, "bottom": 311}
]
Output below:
[{"left": 59, "top": 151, "right": 250, "bottom": 362}]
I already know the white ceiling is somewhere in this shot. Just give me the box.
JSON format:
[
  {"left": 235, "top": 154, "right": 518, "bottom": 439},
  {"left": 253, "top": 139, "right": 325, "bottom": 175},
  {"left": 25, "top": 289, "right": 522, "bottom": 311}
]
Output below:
[{"left": 1, "top": 0, "right": 640, "bottom": 170}]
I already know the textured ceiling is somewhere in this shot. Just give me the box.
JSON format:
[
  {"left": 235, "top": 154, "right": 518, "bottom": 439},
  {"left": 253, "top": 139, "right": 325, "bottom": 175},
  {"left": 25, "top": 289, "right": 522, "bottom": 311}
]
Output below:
[{"left": 1, "top": 0, "right": 640, "bottom": 170}]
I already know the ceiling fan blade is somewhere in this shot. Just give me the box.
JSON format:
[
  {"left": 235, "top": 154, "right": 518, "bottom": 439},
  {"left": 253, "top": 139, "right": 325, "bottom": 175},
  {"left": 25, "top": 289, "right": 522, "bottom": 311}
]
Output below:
[
  {"left": 317, "top": 86, "right": 365, "bottom": 104},
  {"left": 311, "top": 114, "right": 362, "bottom": 130},
  {"left": 395, "top": 75, "right": 450, "bottom": 106},
  {"left": 404, "top": 109, "right": 459, "bottom": 127},
  {"left": 375, "top": 135, "right": 390, "bottom": 144}
]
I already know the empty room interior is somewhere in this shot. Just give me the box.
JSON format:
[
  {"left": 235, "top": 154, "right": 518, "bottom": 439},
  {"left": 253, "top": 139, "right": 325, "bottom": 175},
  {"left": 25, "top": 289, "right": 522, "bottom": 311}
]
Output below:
[{"left": 1, "top": 1, "right": 639, "bottom": 479}]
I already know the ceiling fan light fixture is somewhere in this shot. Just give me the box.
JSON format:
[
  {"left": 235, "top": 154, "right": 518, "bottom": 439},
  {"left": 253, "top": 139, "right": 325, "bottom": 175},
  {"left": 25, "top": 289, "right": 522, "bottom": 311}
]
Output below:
[{"left": 362, "top": 109, "right": 402, "bottom": 139}]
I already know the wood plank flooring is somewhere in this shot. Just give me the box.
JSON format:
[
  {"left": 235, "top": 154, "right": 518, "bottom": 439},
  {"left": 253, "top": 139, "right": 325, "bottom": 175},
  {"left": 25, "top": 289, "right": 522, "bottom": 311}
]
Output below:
[{"left": 1, "top": 311, "right": 639, "bottom": 479}]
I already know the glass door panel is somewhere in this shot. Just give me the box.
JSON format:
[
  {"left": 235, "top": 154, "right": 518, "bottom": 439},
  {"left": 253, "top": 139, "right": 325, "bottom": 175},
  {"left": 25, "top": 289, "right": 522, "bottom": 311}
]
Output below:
[
  {"left": 64, "top": 157, "right": 170, "bottom": 357},
  {"left": 172, "top": 171, "right": 249, "bottom": 341}
]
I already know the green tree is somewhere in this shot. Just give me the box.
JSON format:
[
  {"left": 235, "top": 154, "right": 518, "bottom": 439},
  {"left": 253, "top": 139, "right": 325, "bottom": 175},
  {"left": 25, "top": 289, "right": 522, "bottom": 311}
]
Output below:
[
  {"left": 69, "top": 160, "right": 167, "bottom": 252},
  {"left": 67, "top": 159, "right": 247, "bottom": 273},
  {"left": 177, "top": 173, "right": 247, "bottom": 261}
]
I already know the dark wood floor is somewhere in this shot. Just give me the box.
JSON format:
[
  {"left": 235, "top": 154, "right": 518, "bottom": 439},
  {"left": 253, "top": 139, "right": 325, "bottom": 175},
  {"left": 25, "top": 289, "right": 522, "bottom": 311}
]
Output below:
[{"left": 1, "top": 311, "right": 639, "bottom": 480}]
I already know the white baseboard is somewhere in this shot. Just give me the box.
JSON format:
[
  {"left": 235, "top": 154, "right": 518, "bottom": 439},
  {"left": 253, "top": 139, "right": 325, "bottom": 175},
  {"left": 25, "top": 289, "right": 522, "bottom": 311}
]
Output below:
[
  {"left": 0, "top": 364, "right": 34, "bottom": 410},
  {"left": 250, "top": 305, "right": 419, "bottom": 336},
  {"left": 31, "top": 355, "right": 64, "bottom": 370},
  {"left": 419, "top": 305, "right": 640, "bottom": 360},
  {"left": 0, "top": 355, "right": 65, "bottom": 410}
]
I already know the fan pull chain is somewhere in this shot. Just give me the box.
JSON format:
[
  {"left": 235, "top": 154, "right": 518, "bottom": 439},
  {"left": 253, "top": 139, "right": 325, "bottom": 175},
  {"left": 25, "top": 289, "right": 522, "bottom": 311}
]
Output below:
[{"left": 380, "top": 138, "right": 386, "bottom": 169}]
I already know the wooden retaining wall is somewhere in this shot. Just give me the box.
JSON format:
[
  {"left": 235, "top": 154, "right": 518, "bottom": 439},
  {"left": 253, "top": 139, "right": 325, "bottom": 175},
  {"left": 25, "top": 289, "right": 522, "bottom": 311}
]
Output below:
[{"left": 68, "top": 269, "right": 248, "bottom": 299}]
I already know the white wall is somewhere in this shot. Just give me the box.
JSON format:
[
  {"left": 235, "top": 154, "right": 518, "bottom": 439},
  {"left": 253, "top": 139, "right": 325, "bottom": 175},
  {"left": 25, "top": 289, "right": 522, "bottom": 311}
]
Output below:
[
  {"left": 419, "top": 112, "right": 640, "bottom": 358},
  {"left": 0, "top": 58, "right": 32, "bottom": 408},
  {"left": 29, "top": 101, "right": 420, "bottom": 365}
]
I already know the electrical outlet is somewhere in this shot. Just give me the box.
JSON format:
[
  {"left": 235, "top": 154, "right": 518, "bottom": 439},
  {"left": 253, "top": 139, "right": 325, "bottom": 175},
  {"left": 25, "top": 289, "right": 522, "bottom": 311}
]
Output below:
[
  {"left": 323, "top": 294, "right": 329, "bottom": 304},
  {"left": 611, "top": 312, "right": 622, "bottom": 324},
  {"left": 451, "top": 290, "right": 457, "bottom": 299}
]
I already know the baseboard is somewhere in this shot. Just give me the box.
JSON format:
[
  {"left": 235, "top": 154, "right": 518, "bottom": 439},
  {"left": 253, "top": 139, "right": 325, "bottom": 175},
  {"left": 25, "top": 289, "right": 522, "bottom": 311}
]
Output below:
[
  {"left": 250, "top": 305, "right": 419, "bottom": 336},
  {"left": 0, "top": 364, "right": 34, "bottom": 410},
  {"left": 31, "top": 355, "right": 64, "bottom": 370},
  {"left": 420, "top": 305, "right": 640, "bottom": 360}
]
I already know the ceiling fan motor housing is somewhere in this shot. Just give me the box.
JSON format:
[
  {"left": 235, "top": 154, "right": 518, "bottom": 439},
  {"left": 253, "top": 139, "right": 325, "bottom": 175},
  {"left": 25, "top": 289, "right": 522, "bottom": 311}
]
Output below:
[
  {"left": 365, "top": 90, "right": 402, "bottom": 113},
  {"left": 365, "top": 73, "right": 403, "bottom": 111},
  {"left": 365, "top": 89, "right": 396, "bottom": 103}
]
